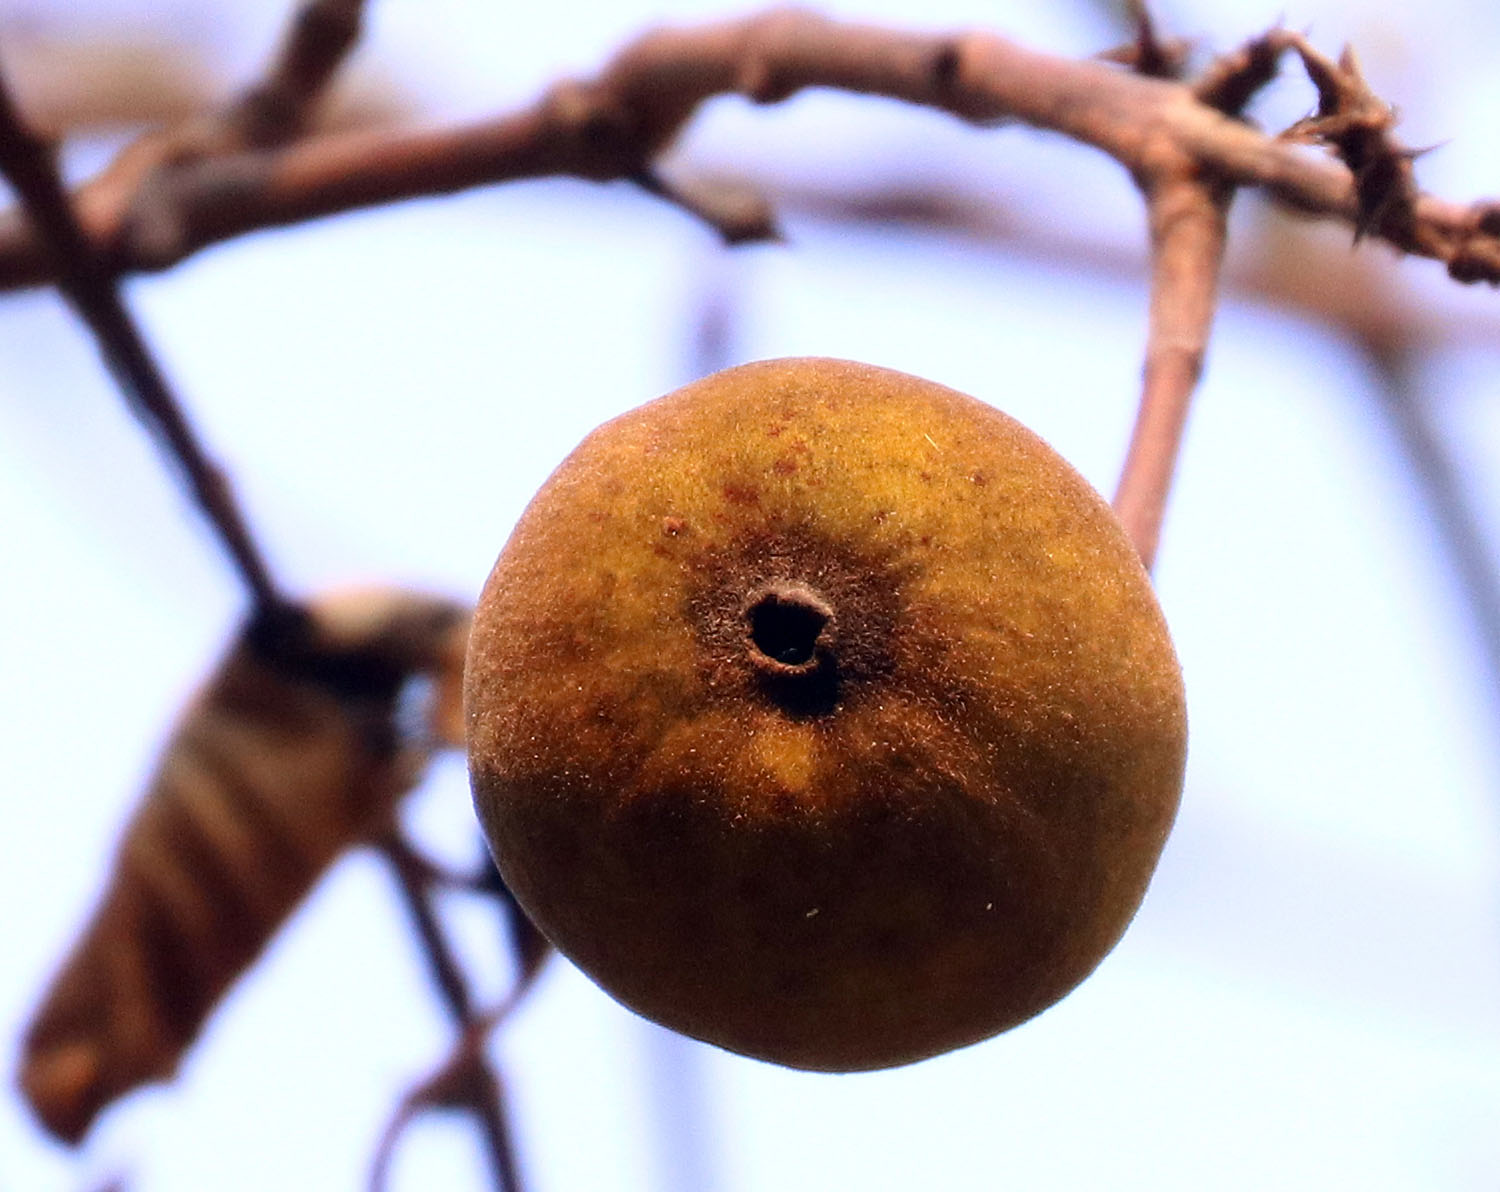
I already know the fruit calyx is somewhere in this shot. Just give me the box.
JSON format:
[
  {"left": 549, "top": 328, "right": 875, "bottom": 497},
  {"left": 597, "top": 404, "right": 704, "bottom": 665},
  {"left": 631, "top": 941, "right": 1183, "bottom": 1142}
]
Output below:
[
  {"left": 744, "top": 581, "right": 836, "bottom": 674},
  {"left": 742, "top": 580, "right": 842, "bottom": 717}
]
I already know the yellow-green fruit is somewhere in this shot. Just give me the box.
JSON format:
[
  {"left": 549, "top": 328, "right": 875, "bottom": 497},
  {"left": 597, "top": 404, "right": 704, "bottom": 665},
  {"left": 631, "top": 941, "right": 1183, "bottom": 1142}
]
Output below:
[{"left": 466, "top": 357, "right": 1186, "bottom": 1071}]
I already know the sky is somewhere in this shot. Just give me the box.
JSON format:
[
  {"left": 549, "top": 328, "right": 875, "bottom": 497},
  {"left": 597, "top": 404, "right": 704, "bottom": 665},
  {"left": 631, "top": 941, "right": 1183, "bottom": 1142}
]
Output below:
[{"left": 2, "top": 0, "right": 1499, "bottom": 1189}]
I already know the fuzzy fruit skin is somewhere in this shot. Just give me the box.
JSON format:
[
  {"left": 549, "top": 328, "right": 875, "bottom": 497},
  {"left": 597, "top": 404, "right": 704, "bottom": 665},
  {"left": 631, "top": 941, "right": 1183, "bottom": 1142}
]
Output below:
[{"left": 467, "top": 357, "right": 1186, "bottom": 1071}]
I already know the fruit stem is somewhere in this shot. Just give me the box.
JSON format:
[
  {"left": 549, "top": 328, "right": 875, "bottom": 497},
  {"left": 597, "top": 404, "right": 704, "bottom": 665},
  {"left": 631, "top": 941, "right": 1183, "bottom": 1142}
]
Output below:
[{"left": 1115, "top": 168, "right": 1231, "bottom": 571}]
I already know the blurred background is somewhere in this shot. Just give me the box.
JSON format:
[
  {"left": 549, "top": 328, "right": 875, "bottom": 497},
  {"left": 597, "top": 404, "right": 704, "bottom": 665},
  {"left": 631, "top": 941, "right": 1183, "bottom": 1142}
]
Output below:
[{"left": 2, "top": 0, "right": 1499, "bottom": 1188}]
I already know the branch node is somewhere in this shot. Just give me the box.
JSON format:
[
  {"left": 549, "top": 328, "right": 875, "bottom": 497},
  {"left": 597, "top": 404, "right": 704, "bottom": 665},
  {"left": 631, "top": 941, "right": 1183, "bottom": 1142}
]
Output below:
[
  {"left": 1278, "top": 32, "right": 1419, "bottom": 241},
  {"left": 739, "top": 52, "right": 793, "bottom": 105},
  {"left": 0, "top": 12, "right": 1488, "bottom": 292},
  {"left": 931, "top": 43, "right": 962, "bottom": 93},
  {"left": 1192, "top": 26, "right": 1291, "bottom": 117},
  {"left": 1475, "top": 200, "right": 1500, "bottom": 239},
  {"left": 1447, "top": 240, "right": 1500, "bottom": 286},
  {"left": 1098, "top": 1, "right": 1190, "bottom": 80}
]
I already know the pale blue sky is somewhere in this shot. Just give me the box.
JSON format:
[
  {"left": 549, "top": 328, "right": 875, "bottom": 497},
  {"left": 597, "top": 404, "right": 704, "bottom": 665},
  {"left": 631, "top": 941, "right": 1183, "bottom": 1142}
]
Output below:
[{"left": 3, "top": 1, "right": 1499, "bottom": 1189}]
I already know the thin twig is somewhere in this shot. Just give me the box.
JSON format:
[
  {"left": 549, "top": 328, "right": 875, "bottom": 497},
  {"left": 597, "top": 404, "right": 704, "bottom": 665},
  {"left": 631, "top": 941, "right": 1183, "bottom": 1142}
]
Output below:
[
  {"left": 0, "top": 11, "right": 1497, "bottom": 291},
  {"left": 368, "top": 998, "right": 536, "bottom": 1192},
  {"left": 76, "top": 0, "right": 372, "bottom": 269},
  {"left": 230, "top": 0, "right": 370, "bottom": 148},
  {"left": 1114, "top": 166, "right": 1232, "bottom": 569},
  {"left": 633, "top": 166, "right": 780, "bottom": 245},
  {"left": 0, "top": 48, "right": 282, "bottom": 611},
  {"left": 377, "top": 834, "right": 528, "bottom": 1192},
  {"left": 379, "top": 829, "right": 505, "bottom": 896},
  {"left": 1097, "top": 0, "right": 1190, "bottom": 80}
]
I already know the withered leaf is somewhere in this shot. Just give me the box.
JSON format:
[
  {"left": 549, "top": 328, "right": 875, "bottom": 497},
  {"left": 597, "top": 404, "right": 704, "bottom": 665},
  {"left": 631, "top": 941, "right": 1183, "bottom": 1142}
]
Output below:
[{"left": 19, "top": 588, "right": 471, "bottom": 1144}]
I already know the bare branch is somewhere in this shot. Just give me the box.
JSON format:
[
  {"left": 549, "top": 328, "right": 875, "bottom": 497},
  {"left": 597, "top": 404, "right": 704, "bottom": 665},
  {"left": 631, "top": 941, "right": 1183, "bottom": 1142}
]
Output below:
[
  {"left": 1097, "top": 0, "right": 1191, "bottom": 80},
  {"left": 63, "top": 0, "right": 372, "bottom": 274},
  {"left": 0, "top": 11, "right": 1495, "bottom": 291},
  {"left": 229, "top": 0, "right": 371, "bottom": 148},
  {"left": 377, "top": 834, "right": 535, "bottom": 1192},
  {"left": 380, "top": 834, "right": 478, "bottom": 1019},
  {"left": 633, "top": 166, "right": 780, "bottom": 245},
  {"left": 0, "top": 47, "right": 282, "bottom": 611},
  {"left": 380, "top": 832, "right": 497, "bottom": 894},
  {"left": 368, "top": 1006, "right": 530, "bottom": 1192},
  {"left": 1114, "top": 165, "right": 1231, "bottom": 569}
]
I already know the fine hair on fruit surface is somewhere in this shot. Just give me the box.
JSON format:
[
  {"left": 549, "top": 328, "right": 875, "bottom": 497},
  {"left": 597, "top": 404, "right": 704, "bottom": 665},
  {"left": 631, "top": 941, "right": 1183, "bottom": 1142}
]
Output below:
[{"left": 466, "top": 356, "right": 1188, "bottom": 1072}]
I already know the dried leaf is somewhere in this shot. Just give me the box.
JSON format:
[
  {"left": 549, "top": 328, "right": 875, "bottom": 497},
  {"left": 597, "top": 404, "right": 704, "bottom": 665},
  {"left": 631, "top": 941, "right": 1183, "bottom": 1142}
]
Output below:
[{"left": 19, "top": 588, "right": 471, "bottom": 1144}]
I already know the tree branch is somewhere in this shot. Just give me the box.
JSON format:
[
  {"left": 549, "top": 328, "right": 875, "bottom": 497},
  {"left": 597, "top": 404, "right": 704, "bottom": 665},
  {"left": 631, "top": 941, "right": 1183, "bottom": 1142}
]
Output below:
[
  {"left": 0, "top": 48, "right": 283, "bottom": 611},
  {"left": 0, "top": 10, "right": 1495, "bottom": 291},
  {"left": 376, "top": 834, "right": 535, "bottom": 1192},
  {"left": 229, "top": 0, "right": 371, "bottom": 149},
  {"left": 1114, "top": 165, "right": 1231, "bottom": 569},
  {"left": 367, "top": 1005, "right": 529, "bottom": 1192},
  {"left": 70, "top": 0, "right": 372, "bottom": 271}
]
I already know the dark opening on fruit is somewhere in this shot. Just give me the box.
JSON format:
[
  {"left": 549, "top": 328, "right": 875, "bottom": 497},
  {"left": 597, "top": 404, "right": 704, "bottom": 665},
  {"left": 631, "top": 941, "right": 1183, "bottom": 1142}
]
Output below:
[
  {"left": 466, "top": 357, "right": 1187, "bottom": 1072},
  {"left": 746, "top": 583, "right": 833, "bottom": 672}
]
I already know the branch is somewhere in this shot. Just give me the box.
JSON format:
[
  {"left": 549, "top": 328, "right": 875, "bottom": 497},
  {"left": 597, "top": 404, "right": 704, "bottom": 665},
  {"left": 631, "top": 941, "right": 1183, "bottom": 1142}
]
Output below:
[
  {"left": 0, "top": 48, "right": 283, "bottom": 611},
  {"left": 1097, "top": 0, "right": 1190, "bottom": 81},
  {"left": 377, "top": 834, "right": 538, "bottom": 1192},
  {"left": 228, "top": 0, "right": 371, "bottom": 149},
  {"left": 73, "top": 0, "right": 372, "bottom": 269},
  {"left": 1113, "top": 165, "right": 1231, "bottom": 569},
  {"left": 367, "top": 1004, "right": 529, "bottom": 1192},
  {"left": 633, "top": 166, "right": 779, "bottom": 245},
  {"left": 0, "top": 10, "right": 1496, "bottom": 290}
]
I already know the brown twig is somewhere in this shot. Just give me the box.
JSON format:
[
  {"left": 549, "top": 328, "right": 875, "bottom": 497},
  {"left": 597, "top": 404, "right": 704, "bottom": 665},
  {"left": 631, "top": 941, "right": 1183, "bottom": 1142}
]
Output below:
[
  {"left": 1278, "top": 35, "right": 1421, "bottom": 243},
  {"left": 228, "top": 0, "right": 370, "bottom": 148},
  {"left": 379, "top": 829, "right": 504, "bottom": 896},
  {"left": 376, "top": 834, "right": 532, "bottom": 1192},
  {"left": 0, "top": 50, "right": 282, "bottom": 611},
  {"left": 74, "top": 0, "right": 372, "bottom": 270},
  {"left": 367, "top": 998, "right": 536, "bottom": 1192},
  {"left": 1097, "top": 0, "right": 1191, "bottom": 80},
  {"left": 1114, "top": 165, "right": 1232, "bottom": 569},
  {"left": 380, "top": 835, "right": 478, "bottom": 1018},
  {"left": 0, "top": 11, "right": 1496, "bottom": 291},
  {"left": 633, "top": 166, "right": 780, "bottom": 245},
  {"left": 1193, "top": 27, "right": 1290, "bottom": 117}
]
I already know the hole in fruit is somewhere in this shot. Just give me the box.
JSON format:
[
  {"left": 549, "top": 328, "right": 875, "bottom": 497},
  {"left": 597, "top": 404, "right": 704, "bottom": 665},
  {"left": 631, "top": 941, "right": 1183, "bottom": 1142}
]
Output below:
[{"left": 747, "top": 585, "right": 832, "bottom": 669}]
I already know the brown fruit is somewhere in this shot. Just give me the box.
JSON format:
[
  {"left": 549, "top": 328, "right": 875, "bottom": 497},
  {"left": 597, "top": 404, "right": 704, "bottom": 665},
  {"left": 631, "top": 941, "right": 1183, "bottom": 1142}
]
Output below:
[{"left": 466, "top": 357, "right": 1186, "bottom": 1071}]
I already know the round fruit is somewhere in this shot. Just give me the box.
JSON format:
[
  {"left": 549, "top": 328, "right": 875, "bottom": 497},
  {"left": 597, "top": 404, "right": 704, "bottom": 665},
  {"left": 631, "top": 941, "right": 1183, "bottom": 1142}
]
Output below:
[{"left": 466, "top": 357, "right": 1186, "bottom": 1071}]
